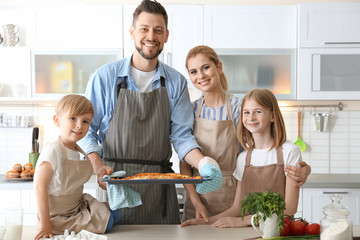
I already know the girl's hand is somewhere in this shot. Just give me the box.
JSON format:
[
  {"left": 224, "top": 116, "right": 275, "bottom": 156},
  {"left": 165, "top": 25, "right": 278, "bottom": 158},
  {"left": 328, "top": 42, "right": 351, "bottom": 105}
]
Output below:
[
  {"left": 211, "top": 217, "right": 247, "bottom": 228},
  {"left": 194, "top": 201, "right": 209, "bottom": 222},
  {"left": 180, "top": 218, "right": 207, "bottom": 227}
]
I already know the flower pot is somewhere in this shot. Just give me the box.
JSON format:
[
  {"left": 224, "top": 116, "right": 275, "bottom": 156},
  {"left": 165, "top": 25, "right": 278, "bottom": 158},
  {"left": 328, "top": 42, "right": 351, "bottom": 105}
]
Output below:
[{"left": 251, "top": 213, "right": 280, "bottom": 239}]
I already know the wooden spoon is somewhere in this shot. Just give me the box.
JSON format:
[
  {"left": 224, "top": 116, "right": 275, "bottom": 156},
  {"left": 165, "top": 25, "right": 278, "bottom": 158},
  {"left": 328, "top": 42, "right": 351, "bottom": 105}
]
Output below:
[{"left": 294, "top": 111, "right": 306, "bottom": 152}]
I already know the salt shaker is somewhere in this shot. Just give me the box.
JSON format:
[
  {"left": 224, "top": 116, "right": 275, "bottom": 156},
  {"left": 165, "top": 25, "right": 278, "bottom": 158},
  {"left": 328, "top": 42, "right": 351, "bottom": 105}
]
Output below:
[{"left": 320, "top": 194, "right": 353, "bottom": 239}]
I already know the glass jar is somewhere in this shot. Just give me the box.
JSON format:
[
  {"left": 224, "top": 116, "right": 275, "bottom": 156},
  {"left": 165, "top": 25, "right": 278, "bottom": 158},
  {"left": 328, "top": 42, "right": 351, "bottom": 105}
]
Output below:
[{"left": 320, "top": 194, "right": 353, "bottom": 240}]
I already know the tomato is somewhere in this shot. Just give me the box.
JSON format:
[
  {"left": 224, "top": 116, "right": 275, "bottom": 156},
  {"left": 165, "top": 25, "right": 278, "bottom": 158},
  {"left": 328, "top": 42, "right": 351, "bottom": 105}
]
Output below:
[
  {"left": 280, "top": 223, "right": 291, "bottom": 236},
  {"left": 290, "top": 220, "right": 306, "bottom": 236},
  {"left": 305, "top": 223, "right": 320, "bottom": 235},
  {"left": 284, "top": 218, "right": 292, "bottom": 226}
]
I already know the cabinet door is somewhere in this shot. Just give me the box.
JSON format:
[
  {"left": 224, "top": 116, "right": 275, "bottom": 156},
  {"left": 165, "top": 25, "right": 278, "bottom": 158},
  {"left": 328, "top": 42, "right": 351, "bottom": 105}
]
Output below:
[
  {"left": 299, "top": 3, "right": 360, "bottom": 48},
  {"left": 204, "top": 5, "right": 297, "bottom": 49},
  {"left": 162, "top": 5, "right": 204, "bottom": 78},
  {"left": 32, "top": 5, "right": 123, "bottom": 48},
  {"left": 298, "top": 48, "right": 360, "bottom": 100},
  {"left": 0, "top": 48, "right": 31, "bottom": 99},
  {"left": 302, "top": 188, "right": 360, "bottom": 225}
]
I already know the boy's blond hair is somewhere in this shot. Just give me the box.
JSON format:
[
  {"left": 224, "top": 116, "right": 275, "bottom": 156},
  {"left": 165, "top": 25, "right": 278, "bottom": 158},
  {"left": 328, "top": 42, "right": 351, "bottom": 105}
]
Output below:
[
  {"left": 238, "top": 89, "right": 286, "bottom": 151},
  {"left": 55, "top": 94, "right": 94, "bottom": 118}
]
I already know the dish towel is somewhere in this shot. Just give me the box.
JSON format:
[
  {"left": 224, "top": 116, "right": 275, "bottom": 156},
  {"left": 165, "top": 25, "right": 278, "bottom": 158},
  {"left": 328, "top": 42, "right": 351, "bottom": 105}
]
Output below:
[{"left": 103, "top": 171, "right": 142, "bottom": 210}]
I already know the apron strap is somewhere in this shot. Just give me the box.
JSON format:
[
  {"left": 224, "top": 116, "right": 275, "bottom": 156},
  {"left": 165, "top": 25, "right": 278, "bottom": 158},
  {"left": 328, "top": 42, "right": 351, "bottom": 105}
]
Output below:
[
  {"left": 117, "top": 77, "right": 128, "bottom": 97},
  {"left": 276, "top": 146, "right": 284, "bottom": 166},
  {"left": 225, "top": 93, "right": 233, "bottom": 121},
  {"left": 245, "top": 149, "right": 252, "bottom": 167}
]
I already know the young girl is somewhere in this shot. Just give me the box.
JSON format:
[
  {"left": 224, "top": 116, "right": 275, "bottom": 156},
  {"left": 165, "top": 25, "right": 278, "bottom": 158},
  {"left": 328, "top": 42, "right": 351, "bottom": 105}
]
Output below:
[
  {"left": 34, "top": 94, "right": 120, "bottom": 240},
  {"left": 180, "top": 45, "right": 241, "bottom": 221},
  {"left": 181, "top": 88, "right": 301, "bottom": 228}
]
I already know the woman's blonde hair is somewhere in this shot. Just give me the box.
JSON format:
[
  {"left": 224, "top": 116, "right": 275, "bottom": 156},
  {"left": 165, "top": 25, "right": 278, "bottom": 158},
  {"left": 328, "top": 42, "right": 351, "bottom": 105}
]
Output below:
[
  {"left": 55, "top": 94, "right": 94, "bottom": 118},
  {"left": 185, "top": 45, "right": 228, "bottom": 91},
  {"left": 238, "top": 89, "right": 286, "bottom": 151}
]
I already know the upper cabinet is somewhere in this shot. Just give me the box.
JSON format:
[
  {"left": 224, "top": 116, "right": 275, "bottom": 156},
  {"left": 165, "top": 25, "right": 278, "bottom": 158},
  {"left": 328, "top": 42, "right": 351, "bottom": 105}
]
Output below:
[
  {"left": 298, "top": 3, "right": 360, "bottom": 100},
  {"left": 204, "top": 5, "right": 297, "bottom": 49},
  {"left": 299, "top": 3, "right": 360, "bottom": 48},
  {"left": 31, "top": 4, "right": 123, "bottom": 49}
]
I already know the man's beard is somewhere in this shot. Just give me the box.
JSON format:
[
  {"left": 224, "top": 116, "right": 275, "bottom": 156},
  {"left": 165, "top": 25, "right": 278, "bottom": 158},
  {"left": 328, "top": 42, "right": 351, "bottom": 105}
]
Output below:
[{"left": 135, "top": 44, "right": 163, "bottom": 60}]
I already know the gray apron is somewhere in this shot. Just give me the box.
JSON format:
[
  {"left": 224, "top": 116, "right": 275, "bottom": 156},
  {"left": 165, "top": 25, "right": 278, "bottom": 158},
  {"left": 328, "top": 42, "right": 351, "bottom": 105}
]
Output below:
[
  {"left": 100, "top": 77, "right": 180, "bottom": 224},
  {"left": 48, "top": 137, "right": 110, "bottom": 234}
]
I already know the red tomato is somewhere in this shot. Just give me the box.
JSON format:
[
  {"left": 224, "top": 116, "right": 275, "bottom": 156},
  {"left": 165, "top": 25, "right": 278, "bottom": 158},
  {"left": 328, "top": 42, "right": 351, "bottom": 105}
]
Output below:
[
  {"left": 280, "top": 223, "right": 291, "bottom": 236},
  {"left": 290, "top": 220, "right": 306, "bottom": 236},
  {"left": 305, "top": 223, "right": 320, "bottom": 235},
  {"left": 284, "top": 218, "right": 292, "bottom": 226}
]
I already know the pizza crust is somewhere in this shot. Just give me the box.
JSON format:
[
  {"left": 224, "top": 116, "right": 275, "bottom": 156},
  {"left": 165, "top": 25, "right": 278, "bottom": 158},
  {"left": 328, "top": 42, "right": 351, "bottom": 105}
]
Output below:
[{"left": 115, "top": 173, "right": 201, "bottom": 180}]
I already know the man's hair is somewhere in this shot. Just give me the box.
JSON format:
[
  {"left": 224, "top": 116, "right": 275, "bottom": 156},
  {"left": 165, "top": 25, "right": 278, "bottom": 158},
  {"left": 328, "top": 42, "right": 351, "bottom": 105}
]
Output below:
[
  {"left": 55, "top": 94, "right": 94, "bottom": 118},
  {"left": 133, "top": 0, "right": 168, "bottom": 28}
]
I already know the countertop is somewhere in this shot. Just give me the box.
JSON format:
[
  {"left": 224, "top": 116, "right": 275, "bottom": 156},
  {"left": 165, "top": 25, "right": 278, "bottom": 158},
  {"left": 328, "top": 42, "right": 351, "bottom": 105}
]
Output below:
[
  {"left": 1, "top": 174, "right": 360, "bottom": 190},
  {"left": 21, "top": 224, "right": 360, "bottom": 240}
]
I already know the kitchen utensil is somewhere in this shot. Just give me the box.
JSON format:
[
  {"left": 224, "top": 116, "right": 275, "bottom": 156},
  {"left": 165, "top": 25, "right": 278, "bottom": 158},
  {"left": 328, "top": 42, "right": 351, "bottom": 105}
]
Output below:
[
  {"left": 32, "top": 127, "right": 39, "bottom": 153},
  {"left": 313, "top": 112, "right": 330, "bottom": 132},
  {"left": 29, "top": 152, "right": 40, "bottom": 169},
  {"left": 294, "top": 111, "right": 306, "bottom": 152}
]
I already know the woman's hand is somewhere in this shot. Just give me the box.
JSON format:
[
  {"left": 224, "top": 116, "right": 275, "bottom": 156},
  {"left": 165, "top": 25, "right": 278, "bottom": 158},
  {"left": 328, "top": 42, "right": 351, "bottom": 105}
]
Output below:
[
  {"left": 181, "top": 218, "right": 207, "bottom": 227},
  {"left": 194, "top": 201, "right": 209, "bottom": 222},
  {"left": 285, "top": 161, "right": 311, "bottom": 187},
  {"left": 211, "top": 217, "right": 248, "bottom": 228}
]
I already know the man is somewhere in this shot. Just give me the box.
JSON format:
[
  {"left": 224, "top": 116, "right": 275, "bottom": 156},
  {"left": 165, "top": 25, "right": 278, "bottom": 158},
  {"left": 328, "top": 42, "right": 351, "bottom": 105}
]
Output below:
[
  {"left": 79, "top": 0, "right": 223, "bottom": 224},
  {"left": 79, "top": 0, "right": 311, "bottom": 225}
]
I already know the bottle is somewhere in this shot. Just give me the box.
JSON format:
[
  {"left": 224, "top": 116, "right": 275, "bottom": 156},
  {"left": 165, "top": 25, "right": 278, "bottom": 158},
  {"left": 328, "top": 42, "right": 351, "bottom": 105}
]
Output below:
[{"left": 320, "top": 194, "right": 352, "bottom": 240}]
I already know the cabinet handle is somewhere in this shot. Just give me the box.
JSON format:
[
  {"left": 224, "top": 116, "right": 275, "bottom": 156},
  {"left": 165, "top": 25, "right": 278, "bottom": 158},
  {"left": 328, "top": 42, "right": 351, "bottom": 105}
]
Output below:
[
  {"left": 324, "top": 42, "right": 360, "bottom": 45},
  {"left": 322, "top": 192, "right": 349, "bottom": 195}
]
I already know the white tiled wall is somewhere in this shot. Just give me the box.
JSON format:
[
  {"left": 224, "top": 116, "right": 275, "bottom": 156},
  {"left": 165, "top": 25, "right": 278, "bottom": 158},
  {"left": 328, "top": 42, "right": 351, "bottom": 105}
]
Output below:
[
  {"left": 0, "top": 106, "right": 359, "bottom": 174},
  {"left": 282, "top": 110, "right": 360, "bottom": 174}
]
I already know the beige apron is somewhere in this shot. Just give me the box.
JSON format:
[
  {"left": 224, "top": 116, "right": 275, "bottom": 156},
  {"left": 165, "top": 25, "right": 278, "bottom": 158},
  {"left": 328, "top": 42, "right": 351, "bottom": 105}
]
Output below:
[
  {"left": 48, "top": 138, "right": 110, "bottom": 234},
  {"left": 184, "top": 93, "right": 239, "bottom": 220},
  {"left": 239, "top": 146, "right": 286, "bottom": 202},
  {"left": 101, "top": 77, "right": 180, "bottom": 224}
]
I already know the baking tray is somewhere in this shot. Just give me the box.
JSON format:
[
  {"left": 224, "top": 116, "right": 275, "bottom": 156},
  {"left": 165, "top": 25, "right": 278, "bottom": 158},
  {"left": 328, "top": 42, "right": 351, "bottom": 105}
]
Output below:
[{"left": 99, "top": 176, "right": 212, "bottom": 184}]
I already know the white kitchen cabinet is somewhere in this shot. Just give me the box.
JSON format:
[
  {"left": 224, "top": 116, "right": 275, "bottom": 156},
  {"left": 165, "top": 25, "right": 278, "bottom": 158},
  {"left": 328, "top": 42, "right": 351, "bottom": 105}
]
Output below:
[
  {"left": 203, "top": 5, "right": 297, "bottom": 49},
  {"left": 302, "top": 188, "right": 360, "bottom": 225},
  {"left": 123, "top": 5, "right": 203, "bottom": 78},
  {"left": 299, "top": 3, "right": 360, "bottom": 48},
  {"left": 298, "top": 48, "right": 360, "bottom": 100},
  {"left": 30, "top": 4, "right": 123, "bottom": 49}
]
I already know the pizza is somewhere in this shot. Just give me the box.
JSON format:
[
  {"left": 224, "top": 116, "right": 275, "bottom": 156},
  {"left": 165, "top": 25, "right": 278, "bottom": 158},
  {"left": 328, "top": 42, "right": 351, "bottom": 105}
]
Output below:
[{"left": 112, "top": 172, "right": 201, "bottom": 180}]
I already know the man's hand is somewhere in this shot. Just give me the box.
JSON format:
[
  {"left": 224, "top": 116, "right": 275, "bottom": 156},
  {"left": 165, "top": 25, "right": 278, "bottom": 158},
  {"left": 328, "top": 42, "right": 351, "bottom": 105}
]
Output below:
[
  {"left": 211, "top": 217, "right": 248, "bottom": 228},
  {"left": 97, "top": 165, "right": 113, "bottom": 190},
  {"left": 181, "top": 218, "right": 207, "bottom": 227},
  {"left": 285, "top": 161, "right": 311, "bottom": 187},
  {"left": 196, "top": 157, "right": 223, "bottom": 194}
]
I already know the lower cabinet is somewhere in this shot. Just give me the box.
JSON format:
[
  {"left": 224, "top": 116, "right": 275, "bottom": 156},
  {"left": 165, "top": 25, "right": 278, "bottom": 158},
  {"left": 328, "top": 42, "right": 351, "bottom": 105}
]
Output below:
[{"left": 302, "top": 188, "right": 360, "bottom": 225}]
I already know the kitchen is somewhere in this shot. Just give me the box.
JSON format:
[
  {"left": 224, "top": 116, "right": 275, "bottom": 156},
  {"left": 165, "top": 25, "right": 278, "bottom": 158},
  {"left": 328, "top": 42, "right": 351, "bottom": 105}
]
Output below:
[{"left": 1, "top": 0, "right": 360, "bottom": 239}]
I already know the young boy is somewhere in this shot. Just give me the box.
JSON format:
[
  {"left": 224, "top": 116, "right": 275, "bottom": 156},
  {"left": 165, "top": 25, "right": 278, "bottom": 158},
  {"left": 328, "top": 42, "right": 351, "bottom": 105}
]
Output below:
[{"left": 34, "top": 94, "right": 120, "bottom": 240}]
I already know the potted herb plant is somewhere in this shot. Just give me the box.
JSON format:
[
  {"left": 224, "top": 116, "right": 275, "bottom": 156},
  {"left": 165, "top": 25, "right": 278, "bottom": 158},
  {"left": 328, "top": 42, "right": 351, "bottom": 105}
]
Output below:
[{"left": 240, "top": 190, "right": 286, "bottom": 238}]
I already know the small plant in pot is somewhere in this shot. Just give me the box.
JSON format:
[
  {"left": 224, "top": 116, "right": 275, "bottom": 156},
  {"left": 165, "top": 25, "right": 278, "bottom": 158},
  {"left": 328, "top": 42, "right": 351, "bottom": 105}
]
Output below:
[{"left": 240, "top": 190, "right": 285, "bottom": 238}]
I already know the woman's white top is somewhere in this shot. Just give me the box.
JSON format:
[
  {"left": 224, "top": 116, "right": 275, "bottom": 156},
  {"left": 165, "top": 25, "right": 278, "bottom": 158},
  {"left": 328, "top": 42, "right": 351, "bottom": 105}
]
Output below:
[
  {"left": 33, "top": 142, "right": 86, "bottom": 196},
  {"left": 233, "top": 140, "right": 302, "bottom": 181}
]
